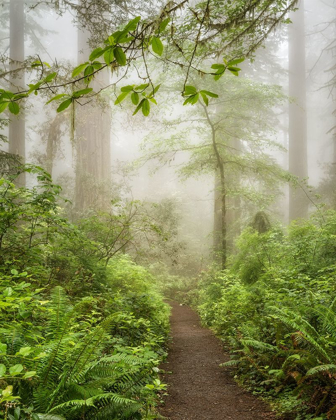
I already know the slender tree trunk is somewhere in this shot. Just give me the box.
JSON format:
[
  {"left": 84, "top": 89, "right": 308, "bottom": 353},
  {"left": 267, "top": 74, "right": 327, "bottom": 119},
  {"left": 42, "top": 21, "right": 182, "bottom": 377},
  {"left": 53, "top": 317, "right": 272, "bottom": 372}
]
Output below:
[
  {"left": 213, "top": 169, "right": 222, "bottom": 253},
  {"left": 219, "top": 162, "right": 227, "bottom": 269},
  {"left": 9, "top": 0, "right": 25, "bottom": 186},
  {"left": 204, "top": 105, "right": 226, "bottom": 268},
  {"left": 45, "top": 116, "right": 62, "bottom": 177},
  {"left": 225, "top": 138, "right": 241, "bottom": 246},
  {"left": 288, "top": 0, "right": 308, "bottom": 220}
]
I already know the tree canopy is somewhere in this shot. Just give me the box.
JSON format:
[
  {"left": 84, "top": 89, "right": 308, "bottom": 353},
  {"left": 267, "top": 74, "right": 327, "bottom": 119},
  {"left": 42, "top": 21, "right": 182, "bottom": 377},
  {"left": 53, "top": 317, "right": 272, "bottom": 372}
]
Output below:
[{"left": 0, "top": 0, "right": 298, "bottom": 118}]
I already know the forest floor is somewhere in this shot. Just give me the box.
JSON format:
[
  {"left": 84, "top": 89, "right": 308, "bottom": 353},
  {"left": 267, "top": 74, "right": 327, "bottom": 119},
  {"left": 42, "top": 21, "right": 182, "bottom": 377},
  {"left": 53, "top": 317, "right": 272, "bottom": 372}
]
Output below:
[{"left": 159, "top": 301, "right": 278, "bottom": 420}]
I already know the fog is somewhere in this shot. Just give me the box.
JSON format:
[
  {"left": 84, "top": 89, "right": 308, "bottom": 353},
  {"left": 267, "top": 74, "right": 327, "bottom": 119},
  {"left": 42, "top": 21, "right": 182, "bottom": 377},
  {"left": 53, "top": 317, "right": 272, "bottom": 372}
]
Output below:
[{"left": 1, "top": 0, "right": 336, "bottom": 272}]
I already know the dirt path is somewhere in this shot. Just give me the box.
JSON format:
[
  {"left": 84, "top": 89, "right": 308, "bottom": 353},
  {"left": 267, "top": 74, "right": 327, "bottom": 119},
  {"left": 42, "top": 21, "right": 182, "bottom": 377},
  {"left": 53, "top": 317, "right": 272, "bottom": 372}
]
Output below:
[{"left": 159, "top": 302, "right": 276, "bottom": 420}]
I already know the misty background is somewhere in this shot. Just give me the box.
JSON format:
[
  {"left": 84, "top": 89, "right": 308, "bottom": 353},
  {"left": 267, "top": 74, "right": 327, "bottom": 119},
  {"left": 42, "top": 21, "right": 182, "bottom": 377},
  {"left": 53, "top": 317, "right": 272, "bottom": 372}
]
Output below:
[{"left": 1, "top": 0, "right": 336, "bottom": 273}]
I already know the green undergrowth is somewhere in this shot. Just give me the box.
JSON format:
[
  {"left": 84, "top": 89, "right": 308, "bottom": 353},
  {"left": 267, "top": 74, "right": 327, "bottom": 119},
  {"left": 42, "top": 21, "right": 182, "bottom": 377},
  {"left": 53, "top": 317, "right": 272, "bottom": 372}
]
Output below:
[
  {"left": 155, "top": 269, "right": 199, "bottom": 306},
  {"left": 196, "top": 211, "right": 336, "bottom": 419},
  {"left": 0, "top": 167, "right": 170, "bottom": 420}
]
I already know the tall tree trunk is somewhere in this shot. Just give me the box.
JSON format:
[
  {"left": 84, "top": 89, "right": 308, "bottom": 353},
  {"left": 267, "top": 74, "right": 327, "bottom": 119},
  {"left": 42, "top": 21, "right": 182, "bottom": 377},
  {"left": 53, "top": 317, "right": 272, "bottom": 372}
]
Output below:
[
  {"left": 45, "top": 116, "right": 63, "bottom": 177},
  {"left": 218, "top": 160, "right": 227, "bottom": 269},
  {"left": 204, "top": 105, "right": 226, "bottom": 269},
  {"left": 225, "top": 138, "right": 241, "bottom": 247},
  {"left": 9, "top": 0, "right": 25, "bottom": 186},
  {"left": 288, "top": 0, "right": 308, "bottom": 220},
  {"left": 213, "top": 169, "right": 222, "bottom": 254},
  {"left": 75, "top": 25, "right": 112, "bottom": 212}
]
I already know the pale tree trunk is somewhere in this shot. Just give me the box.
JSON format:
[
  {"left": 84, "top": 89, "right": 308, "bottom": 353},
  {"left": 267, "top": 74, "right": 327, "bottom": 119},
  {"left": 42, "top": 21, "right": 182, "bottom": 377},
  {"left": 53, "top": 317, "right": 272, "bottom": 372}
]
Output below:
[
  {"left": 212, "top": 162, "right": 227, "bottom": 269},
  {"left": 75, "top": 25, "right": 112, "bottom": 212},
  {"left": 213, "top": 169, "right": 222, "bottom": 254},
  {"left": 288, "top": 0, "right": 308, "bottom": 220},
  {"left": 9, "top": 0, "right": 25, "bottom": 186},
  {"left": 225, "top": 138, "right": 241, "bottom": 247},
  {"left": 45, "top": 115, "right": 63, "bottom": 177},
  {"left": 204, "top": 105, "right": 226, "bottom": 269}
]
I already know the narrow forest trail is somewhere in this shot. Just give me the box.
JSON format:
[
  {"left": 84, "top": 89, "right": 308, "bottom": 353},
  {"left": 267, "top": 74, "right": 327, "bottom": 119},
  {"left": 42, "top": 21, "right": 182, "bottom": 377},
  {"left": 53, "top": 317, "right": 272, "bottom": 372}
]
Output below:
[{"left": 159, "top": 302, "right": 277, "bottom": 420}]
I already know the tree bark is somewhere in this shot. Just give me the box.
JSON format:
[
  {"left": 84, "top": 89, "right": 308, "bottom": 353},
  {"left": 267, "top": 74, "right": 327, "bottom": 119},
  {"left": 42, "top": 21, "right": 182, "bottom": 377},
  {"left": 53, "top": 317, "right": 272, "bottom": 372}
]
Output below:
[
  {"left": 75, "top": 25, "right": 112, "bottom": 212},
  {"left": 288, "top": 0, "right": 308, "bottom": 220},
  {"left": 204, "top": 105, "right": 226, "bottom": 269},
  {"left": 9, "top": 0, "right": 25, "bottom": 186}
]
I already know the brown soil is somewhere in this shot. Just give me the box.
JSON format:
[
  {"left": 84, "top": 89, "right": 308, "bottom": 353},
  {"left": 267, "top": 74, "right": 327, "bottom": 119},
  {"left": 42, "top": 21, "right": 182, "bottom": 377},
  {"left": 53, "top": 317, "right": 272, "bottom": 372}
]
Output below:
[{"left": 159, "top": 301, "right": 277, "bottom": 420}]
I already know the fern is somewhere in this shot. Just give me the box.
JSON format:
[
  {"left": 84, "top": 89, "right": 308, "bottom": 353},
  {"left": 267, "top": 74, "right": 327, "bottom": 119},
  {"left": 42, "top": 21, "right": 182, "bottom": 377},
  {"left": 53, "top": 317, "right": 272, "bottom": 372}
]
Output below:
[
  {"left": 240, "top": 339, "right": 277, "bottom": 353},
  {"left": 220, "top": 359, "right": 240, "bottom": 367},
  {"left": 306, "top": 364, "right": 336, "bottom": 377},
  {"left": 271, "top": 308, "right": 332, "bottom": 363}
]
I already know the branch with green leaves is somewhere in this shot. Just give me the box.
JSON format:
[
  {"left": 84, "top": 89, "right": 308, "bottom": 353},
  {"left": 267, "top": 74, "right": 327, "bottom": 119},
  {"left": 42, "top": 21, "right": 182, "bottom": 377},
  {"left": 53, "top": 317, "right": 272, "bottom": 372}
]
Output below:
[{"left": 0, "top": 0, "right": 298, "bottom": 118}]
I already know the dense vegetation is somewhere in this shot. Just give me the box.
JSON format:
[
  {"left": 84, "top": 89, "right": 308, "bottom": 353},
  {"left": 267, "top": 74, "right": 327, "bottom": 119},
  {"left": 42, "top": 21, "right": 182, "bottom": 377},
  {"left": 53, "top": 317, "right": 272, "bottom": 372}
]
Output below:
[
  {"left": 162, "top": 210, "right": 336, "bottom": 419},
  {"left": 2, "top": 0, "right": 336, "bottom": 419},
  {"left": 0, "top": 166, "right": 169, "bottom": 420}
]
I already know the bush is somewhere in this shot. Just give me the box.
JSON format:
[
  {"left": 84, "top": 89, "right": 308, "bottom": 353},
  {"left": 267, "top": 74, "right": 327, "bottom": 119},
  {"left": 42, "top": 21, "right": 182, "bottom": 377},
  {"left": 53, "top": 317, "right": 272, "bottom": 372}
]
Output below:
[
  {"left": 197, "top": 211, "right": 336, "bottom": 418},
  {"left": 0, "top": 168, "right": 170, "bottom": 419}
]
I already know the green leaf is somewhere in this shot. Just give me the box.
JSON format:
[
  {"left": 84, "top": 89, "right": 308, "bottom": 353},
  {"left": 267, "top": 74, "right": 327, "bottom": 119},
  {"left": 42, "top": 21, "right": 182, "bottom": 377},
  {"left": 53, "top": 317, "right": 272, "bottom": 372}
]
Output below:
[
  {"left": 1, "top": 90, "right": 14, "bottom": 100},
  {"left": 123, "top": 16, "right": 141, "bottom": 33},
  {"left": 72, "top": 63, "right": 88, "bottom": 78},
  {"left": 89, "top": 47, "right": 104, "bottom": 61},
  {"left": 107, "top": 34, "right": 115, "bottom": 45},
  {"left": 200, "top": 92, "right": 208, "bottom": 106},
  {"left": 183, "top": 93, "right": 199, "bottom": 106},
  {"left": 228, "top": 57, "right": 245, "bottom": 65},
  {"left": 114, "top": 47, "right": 127, "bottom": 66},
  {"left": 151, "top": 37, "right": 163, "bottom": 56},
  {"left": 227, "top": 66, "right": 241, "bottom": 72},
  {"left": 8, "top": 102, "right": 20, "bottom": 115},
  {"left": 228, "top": 69, "right": 239, "bottom": 76},
  {"left": 13, "top": 93, "right": 29, "bottom": 100},
  {"left": 57, "top": 99, "right": 72, "bottom": 113},
  {"left": 31, "top": 60, "right": 43, "bottom": 67},
  {"left": 152, "top": 84, "right": 161, "bottom": 95},
  {"left": 183, "top": 85, "right": 197, "bottom": 96},
  {"left": 92, "top": 61, "right": 103, "bottom": 70},
  {"left": 72, "top": 88, "right": 93, "bottom": 98},
  {"left": 9, "top": 364, "right": 23, "bottom": 376},
  {"left": 104, "top": 48, "right": 114, "bottom": 65},
  {"left": 149, "top": 97, "right": 157, "bottom": 104},
  {"left": 118, "top": 36, "right": 134, "bottom": 44},
  {"left": 2, "top": 385, "right": 13, "bottom": 397},
  {"left": 0, "top": 364, "right": 6, "bottom": 378},
  {"left": 28, "top": 82, "right": 42, "bottom": 93},
  {"left": 84, "top": 65, "right": 94, "bottom": 83},
  {"left": 44, "top": 72, "right": 57, "bottom": 83},
  {"left": 120, "top": 85, "right": 134, "bottom": 92},
  {"left": 46, "top": 94, "right": 67, "bottom": 104},
  {"left": 23, "top": 371, "right": 36, "bottom": 379},
  {"left": 0, "top": 102, "right": 8, "bottom": 113},
  {"left": 11, "top": 269, "right": 18, "bottom": 275},
  {"left": 159, "top": 17, "right": 170, "bottom": 32},
  {"left": 3, "top": 287, "right": 13, "bottom": 297},
  {"left": 114, "top": 91, "right": 129, "bottom": 105},
  {"left": 84, "top": 65, "right": 94, "bottom": 77},
  {"left": 200, "top": 90, "right": 218, "bottom": 98},
  {"left": 133, "top": 99, "right": 145, "bottom": 115},
  {"left": 131, "top": 92, "right": 139, "bottom": 105},
  {"left": 14, "top": 407, "right": 20, "bottom": 420},
  {"left": 18, "top": 347, "right": 32, "bottom": 357},
  {"left": 142, "top": 99, "right": 150, "bottom": 116},
  {"left": 211, "top": 64, "right": 225, "bottom": 70},
  {"left": 135, "top": 83, "right": 149, "bottom": 91},
  {"left": 110, "top": 31, "right": 125, "bottom": 43}
]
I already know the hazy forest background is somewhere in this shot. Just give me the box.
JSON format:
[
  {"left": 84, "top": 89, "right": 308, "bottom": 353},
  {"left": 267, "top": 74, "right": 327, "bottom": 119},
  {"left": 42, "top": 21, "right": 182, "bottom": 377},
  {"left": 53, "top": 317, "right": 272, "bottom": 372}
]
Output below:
[{"left": 2, "top": 0, "right": 336, "bottom": 419}]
